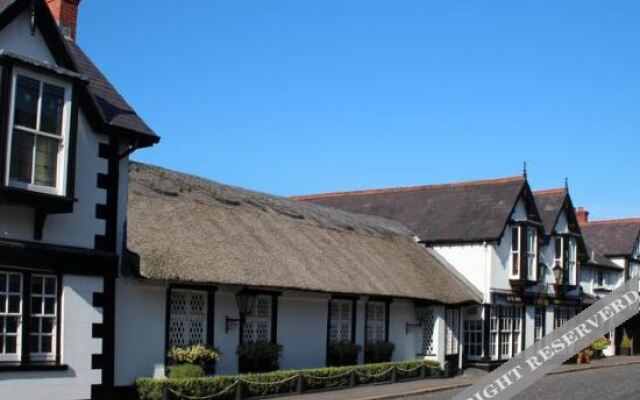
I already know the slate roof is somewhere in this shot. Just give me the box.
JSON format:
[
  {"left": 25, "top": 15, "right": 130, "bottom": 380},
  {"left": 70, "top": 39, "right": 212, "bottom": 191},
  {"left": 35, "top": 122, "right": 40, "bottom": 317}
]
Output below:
[
  {"left": 584, "top": 241, "right": 624, "bottom": 270},
  {"left": 581, "top": 219, "right": 640, "bottom": 257},
  {"left": 293, "top": 176, "right": 530, "bottom": 244},
  {"left": 0, "top": 0, "right": 159, "bottom": 146},
  {"left": 126, "top": 163, "right": 482, "bottom": 304},
  {"left": 533, "top": 189, "right": 568, "bottom": 235}
]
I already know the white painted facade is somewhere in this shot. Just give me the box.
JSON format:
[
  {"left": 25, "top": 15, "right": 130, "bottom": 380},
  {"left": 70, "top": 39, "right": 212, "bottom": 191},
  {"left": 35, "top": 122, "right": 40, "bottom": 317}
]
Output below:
[{"left": 114, "top": 278, "right": 459, "bottom": 386}]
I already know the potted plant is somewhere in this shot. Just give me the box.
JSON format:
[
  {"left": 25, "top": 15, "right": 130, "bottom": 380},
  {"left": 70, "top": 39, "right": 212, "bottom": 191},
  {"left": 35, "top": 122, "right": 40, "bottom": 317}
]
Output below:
[
  {"left": 327, "top": 341, "right": 362, "bottom": 366},
  {"left": 364, "top": 341, "right": 395, "bottom": 364},
  {"left": 590, "top": 337, "right": 611, "bottom": 359},
  {"left": 237, "top": 342, "right": 283, "bottom": 373},
  {"left": 620, "top": 334, "right": 633, "bottom": 356},
  {"left": 167, "top": 344, "right": 221, "bottom": 376},
  {"left": 577, "top": 347, "right": 593, "bottom": 364}
]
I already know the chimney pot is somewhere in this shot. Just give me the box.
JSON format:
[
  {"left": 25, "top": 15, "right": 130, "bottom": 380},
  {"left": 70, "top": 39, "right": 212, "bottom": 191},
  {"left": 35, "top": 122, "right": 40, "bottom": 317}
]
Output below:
[
  {"left": 576, "top": 207, "right": 590, "bottom": 225},
  {"left": 45, "top": 0, "right": 81, "bottom": 40}
]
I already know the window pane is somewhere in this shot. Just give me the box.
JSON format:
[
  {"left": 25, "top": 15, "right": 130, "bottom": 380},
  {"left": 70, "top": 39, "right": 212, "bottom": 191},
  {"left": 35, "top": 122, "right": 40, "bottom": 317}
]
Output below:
[
  {"left": 34, "top": 136, "right": 59, "bottom": 187},
  {"left": 42, "top": 317, "right": 54, "bottom": 333},
  {"left": 5, "top": 336, "right": 17, "bottom": 353},
  {"left": 511, "top": 228, "right": 519, "bottom": 251},
  {"left": 30, "top": 317, "right": 39, "bottom": 332},
  {"left": 0, "top": 296, "right": 5, "bottom": 313},
  {"left": 40, "top": 84, "right": 65, "bottom": 135},
  {"left": 9, "top": 129, "right": 34, "bottom": 183},
  {"left": 44, "top": 278, "right": 56, "bottom": 295},
  {"left": 28, "top": 335, "right": 39, "bottom": 353},
  {"left": 31, "top": 276, "right": 43, "bottom": 295},
  {"left": 8, "top": 295, "right": 20, "bottom": 313},
  {"left": 41, "top": 336, "right": 52, "bottom": 353},
  {"left": 44, "top": 298, "right": 55, "bottom": 315},
  {"left": 6, "top": 317, "right": 18, "bottom": 333},
  {"left": 31, "top": 297, "right": 42, "bottom": 314},
  {"left": 14, "top": 76, "right": 39, "bottom": 128},
  {"left": 0, "top": 274, "right": 6, "bottom": 292},
  {"left": 9, "top": 275, "right": 21, "bottom": 293}
]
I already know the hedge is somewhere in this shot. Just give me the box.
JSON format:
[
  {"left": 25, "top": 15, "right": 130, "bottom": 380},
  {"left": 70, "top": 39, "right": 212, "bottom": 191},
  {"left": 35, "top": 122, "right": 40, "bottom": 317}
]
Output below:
[{"left": 137, "top": 359, "right": 441, "bottom": 400}]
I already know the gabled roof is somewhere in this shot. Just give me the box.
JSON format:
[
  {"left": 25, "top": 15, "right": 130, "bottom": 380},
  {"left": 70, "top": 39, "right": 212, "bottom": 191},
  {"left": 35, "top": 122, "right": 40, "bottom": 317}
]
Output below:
[
  {"left": 581, "top": 218, "right": 640, "bottom": 258},
  {"left": 125, "top": 163, "right": 482, "bottom": 304},
  {"left": 584, "top": 241, "right": 624, "bottom": 271},
  {"left": 0, "top": 0, "right": 159, "bottom": 146},
  {"left": 533, "top": 189, "right": 569, "bottom": 236},
  {"left": 293, "top": 176, "right": 538, "bottom": 244}
]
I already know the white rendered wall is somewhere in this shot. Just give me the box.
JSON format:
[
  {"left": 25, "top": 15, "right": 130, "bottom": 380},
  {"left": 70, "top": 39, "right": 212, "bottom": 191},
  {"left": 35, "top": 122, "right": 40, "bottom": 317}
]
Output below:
[
  {"left": 277, "top": 291, "right": 329, "bottom": 370},
  {"left": 388, "top": 300, "right": 421, "bottom": 362},
  {"left": 524, "top": 306, "right": 535, "bottom": 348},
  {"left": 432, "top": 243, "right": 488, "bottom": 299},
  {"left": 214, "top": 288, "right": 240, "bottom": 375},
  {"left": 114, "top": 278, "right": 167, "bottom": 386},
  {"left": 0, "top": 275, "right": 103, "bottom": 400}
]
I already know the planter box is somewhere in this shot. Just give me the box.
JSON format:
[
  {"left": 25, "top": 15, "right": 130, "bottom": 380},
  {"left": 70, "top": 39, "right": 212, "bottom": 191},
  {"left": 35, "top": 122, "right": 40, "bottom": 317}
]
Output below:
[{"left": 239, "top": 356, "right": 279, "bottom": 373}]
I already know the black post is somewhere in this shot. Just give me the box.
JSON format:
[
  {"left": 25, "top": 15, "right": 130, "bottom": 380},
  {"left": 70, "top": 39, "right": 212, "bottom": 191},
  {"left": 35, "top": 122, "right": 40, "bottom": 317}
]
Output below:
[
  {"left": 349, "top": 370, "right": 356, "bottom": 387},
  {"left": 419, "top": 363, "right": 427, "bottom": 379},
  {"left": 296, "top": 374, "right": 305, "bottom": 393},
  {"left": 235, "top": 380, "right": 245, "bottom": 400},
  {"left": 391, "top": 366, "right": 397, "bottom": 382},
  {"left": 163, "top": 387, "right": 171, "bottom": 400}
]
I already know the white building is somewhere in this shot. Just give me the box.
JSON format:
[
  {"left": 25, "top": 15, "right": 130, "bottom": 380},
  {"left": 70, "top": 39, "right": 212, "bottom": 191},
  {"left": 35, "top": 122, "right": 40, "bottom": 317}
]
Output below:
[
  {"left": 296, "top": 178, "right": 591, "bottom": 369},
  {"left": 115, "top": 163, "right": 481, "bottom": 392},
  {"left": 0, "top": 0, "right": 159, "bottom": 399}
]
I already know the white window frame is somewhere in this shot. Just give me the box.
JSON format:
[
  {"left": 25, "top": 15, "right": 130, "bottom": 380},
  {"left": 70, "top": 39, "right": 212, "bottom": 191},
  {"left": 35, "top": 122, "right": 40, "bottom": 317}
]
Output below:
[
  {"left": 329, "top": 299, "right": 353, "bottom": 344},
  {"left": 29, "top": 274, "right": 57, "bottom": 361},
  {"left": 445, "top": 309, "right": 460, "bottom": 356},
  {"left": 463, "top": 309, "right": 483, "bottom": 360},
  {"left": 510, "top": 226, "right": 521, "bottom": 279},
  {"left": 554, "top": 306, "right": 574, "bottom": 329},
  {"left": 4, "top": 68, "right": 72, "bottom": 196},
  {"left": 365, "top": 301, "right": 386, "bottom": 344},
  {"left": 526, "top": 227, "right": 538, "bottom": 281},
  {"left": 489, "top": 306, "right": 499, "bottom": 360},
  {"left": 168, "top": 289, "right": 208, "bottom": 347},
  {"left": 242, "top": 295, "right": 272, "bottom": 343},
  {"left": 499, "top": 306, "right": 513, "bottom": 360},
  {"left": 596, "top": 270, "right": 605, "bottom": 288},
  {"left": 0, "top": 271, "right": 22, "bottom": 362},
  {"left": 567, "top": 237, "right": 577, "bottom": 285}
]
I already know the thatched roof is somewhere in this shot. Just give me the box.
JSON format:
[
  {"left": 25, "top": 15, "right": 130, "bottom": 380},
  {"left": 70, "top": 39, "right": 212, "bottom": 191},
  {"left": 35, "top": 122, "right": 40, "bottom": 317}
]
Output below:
[
  {"left": 293, "top": 176, "right": 536, "bottom": 244},
  {"left": 126, "top": 163, "right": 481, "bottom": 304}
]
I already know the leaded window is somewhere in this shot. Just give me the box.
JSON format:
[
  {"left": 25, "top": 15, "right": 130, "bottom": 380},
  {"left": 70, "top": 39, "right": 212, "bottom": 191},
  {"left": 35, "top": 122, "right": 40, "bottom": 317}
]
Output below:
[
  {"left": 0, "top": 272, "right": 22, "bottom": 362},
  {"left": 445, "top": 309, "right": 460, "bottom": 355},
  {"left": 365, "top": 301, "right": 386, "bottom": 343},
  {"left": 421, "top": 307, "right": 436, "bottom": 355},
  {"left": 329, "top": 299, "right": 353, "bottom": 344},
  {"left": 29, "top": 275, "right": 57, "bottom": 360},
  {"left": 243, "top": 295, "right": 272, "bottom": 343},
  {"left": 7, "top": 72, "right": 71, "bottom": 195},
  {"left": 169, "top": 290, "right": 207, "bottom": 347}
]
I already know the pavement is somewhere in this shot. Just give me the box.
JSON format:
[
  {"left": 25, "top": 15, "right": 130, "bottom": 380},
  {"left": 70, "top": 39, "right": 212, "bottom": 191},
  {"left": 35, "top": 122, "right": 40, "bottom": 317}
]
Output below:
[{"left": 278, "top": 356, "right": 640, "bottom": 400}]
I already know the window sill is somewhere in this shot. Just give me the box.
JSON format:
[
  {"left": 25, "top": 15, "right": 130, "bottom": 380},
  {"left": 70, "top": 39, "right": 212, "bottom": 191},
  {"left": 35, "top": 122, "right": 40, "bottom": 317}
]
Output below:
[
  {"left": 0, "top": 186, "right": 74, "bottom": 213},
  {"left": 0, "top": 362, "right": 68, "bottom": 372}
]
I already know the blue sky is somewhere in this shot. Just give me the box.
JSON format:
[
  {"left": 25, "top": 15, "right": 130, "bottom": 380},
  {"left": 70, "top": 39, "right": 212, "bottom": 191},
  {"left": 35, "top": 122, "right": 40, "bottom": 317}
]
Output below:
[{"left": 77, "top": 0, "right": 639, "bottom": 220}]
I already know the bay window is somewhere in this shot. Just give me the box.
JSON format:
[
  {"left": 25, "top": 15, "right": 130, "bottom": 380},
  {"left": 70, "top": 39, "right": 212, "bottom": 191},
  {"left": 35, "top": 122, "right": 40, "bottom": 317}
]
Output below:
[
  {"left": 510, "top": 224, "right": 538, "bottom": 281},
  {"left": 554, "top": 236, "right": 578, "bottom": 286},
  {"left": 0, "top": 270, "right": 59, "bottom": 364},
  {"left": 5, "top": 70, "right": 71, "bottom": 196}
]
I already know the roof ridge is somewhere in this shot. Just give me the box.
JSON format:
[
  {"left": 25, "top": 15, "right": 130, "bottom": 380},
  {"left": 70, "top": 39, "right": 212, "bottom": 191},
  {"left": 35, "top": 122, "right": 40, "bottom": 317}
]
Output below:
[
  {"left": 585, "top": 217, "right": 640, "bottom": 225},
  {"left": 292, "top": 175, "right": 525, "bottom": 201},
  {"left": 533, "top": 188, "right": 567, "bottom": 196}
]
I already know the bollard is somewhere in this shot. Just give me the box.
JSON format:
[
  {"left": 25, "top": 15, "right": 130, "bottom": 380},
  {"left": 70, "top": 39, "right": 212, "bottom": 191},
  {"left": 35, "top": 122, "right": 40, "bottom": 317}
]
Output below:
[
  {"left": 235, "top": 380, "right": 245, "bottom": 400},
  {"left": 349, "top": 370, "right": 356, "bottom": 387},
  {"left": 419, "top": 364, "right": 427, "bottom": 379},
  {"left": 163, "top": 387, "right": 171, "bottom": 400},
  {"left": 391, "top": 367, "right": 397, "bottom": 383},
  {"left": 296, "top": 374, "right": 305, "bottom": 393}
]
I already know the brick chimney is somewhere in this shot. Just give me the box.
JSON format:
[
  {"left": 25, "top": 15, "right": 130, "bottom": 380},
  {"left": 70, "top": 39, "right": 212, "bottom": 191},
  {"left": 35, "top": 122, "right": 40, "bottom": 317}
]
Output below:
[
  {"left": 45, "top": 0, "right": 81, "bottom": 40},
  {"left": 576, "top": 207, "right": 589, "bottom": 225}
]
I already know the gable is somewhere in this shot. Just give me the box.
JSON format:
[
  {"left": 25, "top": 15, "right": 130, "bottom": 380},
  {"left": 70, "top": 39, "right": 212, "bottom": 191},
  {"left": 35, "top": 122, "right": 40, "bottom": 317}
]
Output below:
[{"left": 0, "top": 10, "right": 56, "bottom": 64}]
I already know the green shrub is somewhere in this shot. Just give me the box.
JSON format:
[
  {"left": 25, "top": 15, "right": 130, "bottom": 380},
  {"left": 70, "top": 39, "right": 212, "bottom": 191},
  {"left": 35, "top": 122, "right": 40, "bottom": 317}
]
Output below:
[
  {"left": 590, "top": 337, "right": 611, "bottom": 351},
  {"left": 327, "top": 341, "right": 362, "bottom": 366},
  {"left": 137, "top": 359, "right": 441, "bottom": 400},
  {"left": 364, "top": 342, "right": 395, "bottom": 364},
  {"left": 168, "top": 364, "right": 205, "bottom": 379}
]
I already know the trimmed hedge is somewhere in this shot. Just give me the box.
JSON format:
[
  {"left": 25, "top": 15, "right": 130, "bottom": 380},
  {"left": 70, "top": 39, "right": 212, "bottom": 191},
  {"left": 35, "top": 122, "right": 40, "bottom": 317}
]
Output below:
[{"left": 137, "top": 360, "right": 441, "bottom": 400}]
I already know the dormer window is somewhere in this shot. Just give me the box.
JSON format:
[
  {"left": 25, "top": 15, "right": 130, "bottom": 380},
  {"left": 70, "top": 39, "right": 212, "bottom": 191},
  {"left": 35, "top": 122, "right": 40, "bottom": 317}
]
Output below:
[
  {"left": 510, "top": 224, "right": 538, "bottom": 281},
  {"left": 5, "top": 71, "right": 71, "bottom": 196},
  {"left": 553, "top": 236, "right": 577, "bottom": 286}
]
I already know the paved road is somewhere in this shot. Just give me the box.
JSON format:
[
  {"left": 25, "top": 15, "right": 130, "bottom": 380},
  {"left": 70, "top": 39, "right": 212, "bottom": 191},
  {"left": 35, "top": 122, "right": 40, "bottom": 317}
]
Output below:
[{"left": 406, "top": 364, "right": 640, "bottom": 400}]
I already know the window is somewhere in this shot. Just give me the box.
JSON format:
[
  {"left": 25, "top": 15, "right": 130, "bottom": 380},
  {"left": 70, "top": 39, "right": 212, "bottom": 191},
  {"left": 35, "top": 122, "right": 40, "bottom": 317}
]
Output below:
[
  {"left": 6, "top": 72, "right": 71, "bottom": 195},
  {"left": 329, "top": 299, "right": 353, "bottom": 344},
  {"left": 511, "top": 227, "right": 520, "bottom": 278},
  {"left": 463, "top": 307, "right": 483, "bottom": 359},
  {"left": 490, "top": 305, "right": 522, "bottom": 360},
  {"left": 365, "top": 301, "right": 386, "bottom": 344},
  {"left": 489, "top": 306, "right": 499, "bottom": 360},
  {"left": 596, "top": 271, "right": 605, "bottom": 288},
  {"left": 169, "top": 289, "right": 207, "bottom": 347},
  {"left": 554, "top": 307, "right": 574, "bottom": 329},
  {"left": 511, "top": 225, "right": 538, "bottom": 281},
  {"left": 29, "top": 275, "right": 57, "bottom": 361},
  {"left": 554, "top": 236, "right": 578, "bottom": 285},
  {"left": 0, "top": 271, "right": 59, "bottom": 363},
  {"left": 499, "top": 306, "right": 512, "bottom": 360},
  {"left": 243, "top": 295, "right": 272, "bottom": 343},
  {"left": 526, "top": 227, "right": 538, "bottom": 281},
  {"left": 445, "top": 309, "right": 460, "bottom": 355},
  {"left": 421, "top": 307, "right": 436, "bottom": 355},
  {"left": 512, "top": 307, "right": 522, "bottom": 356},
  {"left": 0, "top": 272, "right": 22, "bottom": 362},
  {"left": 534, "top": 307, "right": 545, "bottom": 342}
]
